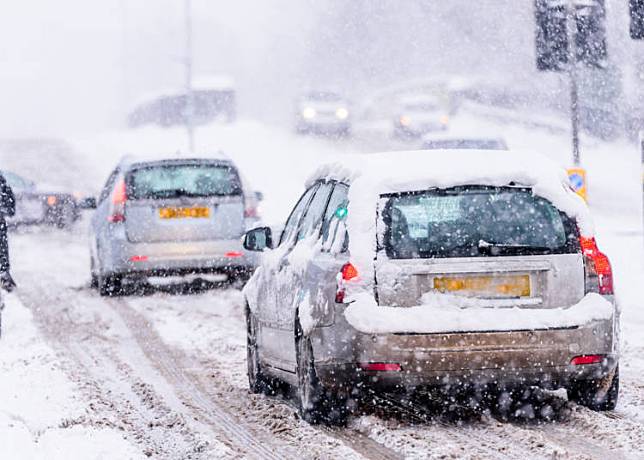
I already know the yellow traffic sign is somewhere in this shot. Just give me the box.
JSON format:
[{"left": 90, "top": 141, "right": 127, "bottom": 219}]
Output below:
[{"left": 567, "top": 167, "right": 587, "bottom": 202}]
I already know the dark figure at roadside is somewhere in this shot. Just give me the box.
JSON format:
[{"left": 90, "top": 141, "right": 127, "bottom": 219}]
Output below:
[{"left": 0, "top": 172, "right": 16, "bottom": 292}]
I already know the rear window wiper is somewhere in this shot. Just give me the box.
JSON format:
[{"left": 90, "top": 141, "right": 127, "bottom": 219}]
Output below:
[{"left": 478, "top": 239, "right": 553, "bottom": 252}]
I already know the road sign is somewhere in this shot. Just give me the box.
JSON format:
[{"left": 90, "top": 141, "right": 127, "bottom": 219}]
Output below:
[
  {"left": 535, "top": 0, "right": 607, "bottom": 71},
  {"left": 567, "top": 167, "right": 587, "bottom": 201}
]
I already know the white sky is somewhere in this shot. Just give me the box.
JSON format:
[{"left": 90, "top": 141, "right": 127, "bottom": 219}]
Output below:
[{"left": 0, "top": 1, "right": 316, "bottom": 137}]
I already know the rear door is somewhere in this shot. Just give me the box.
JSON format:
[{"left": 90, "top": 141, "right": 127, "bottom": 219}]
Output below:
[
  {"left": 268, "top": 182, "right": 334, "bottom": 369},
  {"left": 375, "top": 186, "right": 585, "bottom": 311},
  {"left": 256, "top": 183, "right": 319, "bottom": 366},
  {"left": 124, "top": 160, "right": 245, "bottom": 243}
]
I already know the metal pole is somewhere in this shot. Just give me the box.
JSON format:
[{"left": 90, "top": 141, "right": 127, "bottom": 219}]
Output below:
[
  {"left": 185, "top": 0, "right": 195, "bottom": 154},
  {"left": 567, "top": 0, "right": 581, "bottom": 165}
]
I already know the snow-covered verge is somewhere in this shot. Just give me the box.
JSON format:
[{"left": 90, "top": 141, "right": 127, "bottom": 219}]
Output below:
[
  {"left": 344, "top": 292, "right": 614, "bottom": 334},
  {"left": 0, "top": 293, "right": 141, "bottom": 460}
]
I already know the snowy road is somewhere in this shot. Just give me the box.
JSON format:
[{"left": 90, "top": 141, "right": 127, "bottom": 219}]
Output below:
[
  {"left": 4, "top": 224, "right": 642, "bottom": 459},
  {"left": 1, "top": 109, "right": 643, "bottom": 459}
]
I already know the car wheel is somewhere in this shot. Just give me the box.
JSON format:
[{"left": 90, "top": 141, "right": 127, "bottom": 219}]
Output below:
[
  {"left": 246, "top": 306, "right": 273, "bottom": 395},
  {"left": 98, "top": 273, "right": 123, "bottom": 297},
  {"left": 295, "top": 319, "right": 347, "bottom": 425},
  {"left": 56, "top": 204, "right": 76, "bottom": 229},
  {"left": 90, "top": 256, "right": 99, "bottom": 289},
  {"left": 568, "top": 365, "right": 619, "bottom": 411}
]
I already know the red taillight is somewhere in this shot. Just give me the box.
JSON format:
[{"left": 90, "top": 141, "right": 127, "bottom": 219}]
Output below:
[
  {"left": 244, "top": 206, "right": 258, "bottom": 218},
  {"left": 108, "top": 179, "right": 127, "bottom": 223},
  {"left": 341, "top": 263, "right": 359, "bottom": 281},
  {"left": 570, "top": 354, "right": 604, "bottom": 366},
  {"left": 224, "top": 251, "right": 243, "bottom": 258},
  {"left": 129, "top": 255, "right": 148, "bottom": 262},
  {"left": 579, "top": 236, "right": 613, "bottom": 295},
  {"left": 359, "top": 363, "right": 402, "bottom": 372},
  {"left": 335, "top": 263, "right": 359, "bottom": 303}
]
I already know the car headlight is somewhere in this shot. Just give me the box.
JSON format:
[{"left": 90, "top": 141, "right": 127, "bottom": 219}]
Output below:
[
  {"left": 302, "top": 107, "right": 316, "bottom": 119},
  {"left": 440, "top": 115, "right": 450, "bottom": 125},
  {"left": 335, "top": 107, "right": 349, "bottom": 120},
  {"left": 399, "top": 115, "right": 411, "bottom": 127}
]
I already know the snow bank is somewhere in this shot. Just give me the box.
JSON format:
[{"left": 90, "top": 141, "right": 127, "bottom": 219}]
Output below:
[
  {"left": 308, "top": 149, "right": 594, "bottom": 278},
  {"left": 344, "top": 292, "right": 613, "bottom": 334}
]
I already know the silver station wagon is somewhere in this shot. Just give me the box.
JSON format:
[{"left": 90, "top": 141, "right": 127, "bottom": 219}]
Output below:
[
  {"left": 242, "top": 150, "right": 619, "bottom": 424},
  {"left": 90, "top": 155, "right": 259, "bottom": 295}
]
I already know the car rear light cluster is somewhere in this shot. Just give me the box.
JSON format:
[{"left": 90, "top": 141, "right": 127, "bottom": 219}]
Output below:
[
  {"left": 359, "top": 362, "right": 402, "bottom": 372},
  {"left": 579, "top": 236, "right": 613, "bottom": 295},
  {"left": 335, "top": 262, "right": 359, "bottom": 303},
  {"left": 108, "top": 179, "right": 127, "bottom": 223},
  {"left": 244, "top": 205, "right": 258, "bottom": 218},
  {"left": 570, "top": 354, "right": 604, "bottom": 366}
]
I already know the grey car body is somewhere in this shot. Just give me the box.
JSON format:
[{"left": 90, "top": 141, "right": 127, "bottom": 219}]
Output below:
[
  {"left": 90, "top": 155, "right": 259, "bottom": 295},
  {"left": 2, "top": 170, "right": 79, "bottom": 228},
  {"left": 242, "top": 149, "right": 619, "bottom": 424}
]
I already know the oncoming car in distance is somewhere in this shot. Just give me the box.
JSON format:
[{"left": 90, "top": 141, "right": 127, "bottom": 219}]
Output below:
[
  {"left": 295, "top": 91, "right": 351, "bottom": 137},
  {"left": 2, "top": 170, "right": 81, "bottom": 229},
  {"left": 89, "top": 155, "right": 260, "bottom": 295},
  {"left": 242, "top": 149, "right": 619, "bottom": 424},
  {"left": 393, "top": 94, "right": 450, "bottom": 138}
]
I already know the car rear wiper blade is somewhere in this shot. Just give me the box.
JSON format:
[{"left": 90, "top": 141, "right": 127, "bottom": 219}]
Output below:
[{"left": 478, "top": 240, "right": 552, "bottom": 251}]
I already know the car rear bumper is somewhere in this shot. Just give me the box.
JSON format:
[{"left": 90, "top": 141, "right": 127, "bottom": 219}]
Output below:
[
  {"left": 312, "top": 315, "right": 618, "bottom": 392},
  {"left": 297, "top": 120, "right": 350, "bottom": 133},
  {"left": 101, "top": 236, "right": 258, "bottom": 276}
]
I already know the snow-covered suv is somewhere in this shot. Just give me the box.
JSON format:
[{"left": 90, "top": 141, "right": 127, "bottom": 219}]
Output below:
[{"left": 242, "top": 149, "right": 619, "bottom": 424}]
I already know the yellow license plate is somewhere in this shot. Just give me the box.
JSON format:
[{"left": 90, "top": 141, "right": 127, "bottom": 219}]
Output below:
[
  {"left": 159, "top": 207, "right": 210, "bottom": 219},
  {"left": 433, "top": 274, "right": 530, "bottom": 298}
]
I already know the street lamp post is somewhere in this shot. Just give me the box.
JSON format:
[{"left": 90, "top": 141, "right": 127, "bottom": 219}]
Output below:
[
  {"left": 185, "top": 0, "right": 195, "bottom": 154},
  {"left": 567, "top": 0, "right": 581, "bottom": 166}
]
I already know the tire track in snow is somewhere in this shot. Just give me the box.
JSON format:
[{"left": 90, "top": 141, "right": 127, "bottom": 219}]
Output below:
[
  {"left": 126, "top": 289, "right": 404, "bottom": 460},
  {"left": 16, "top": 281, "right": 219, "bottom": 459},
  {"left": 109, "top": 297, "right": 294, "bottom": 460}
]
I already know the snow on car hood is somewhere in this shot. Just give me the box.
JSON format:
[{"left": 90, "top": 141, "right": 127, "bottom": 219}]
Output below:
[
  {"left": 344, "top": 292, "right": 614, "bottom": 334},
  {"left": 307, "top": 149, "right": 594, "bottom": 277}
]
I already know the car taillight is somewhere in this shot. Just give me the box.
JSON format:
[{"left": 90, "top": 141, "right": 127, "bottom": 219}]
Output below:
[
  {"left": 335, "top": 262, "right": 359, "bottom": 303},
  {"left": 108, "top": 179, "right": 127, "bottom": 223},
  {"left": 244, "top": 205, "right": 258, "bottom": 218},
  {"left": 570, "top": 354, "right": 604, "bottom": 366},
  {"left": 359, "top": 363, "right": 402, "bottom": 372},
  {"left": 579, "top": 235, "right": 613, "bottom": 295}
]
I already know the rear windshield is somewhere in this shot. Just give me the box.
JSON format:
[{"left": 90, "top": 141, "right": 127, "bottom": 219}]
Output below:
[
  {"left": 382, "top": 187, "right": 579, "bottom": 259},
  {"left": 127, "top": 163, "right": 242, "bottom": 200}
]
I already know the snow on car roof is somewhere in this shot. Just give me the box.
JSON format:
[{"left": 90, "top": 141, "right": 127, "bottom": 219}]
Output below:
[{"left": 308, "top": 149, "right": 594, "bottom": 274}]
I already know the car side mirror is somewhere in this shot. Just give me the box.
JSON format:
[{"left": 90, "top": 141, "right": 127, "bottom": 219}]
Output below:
[
  {"left": 243, "top": 226, "right": 272, "bottom": 252},
  {"left": 79, "top": 196, "right": 98, "bottom": 209},
  {"left": 254, "top": 191, "right": 264, "bottom": 202}
]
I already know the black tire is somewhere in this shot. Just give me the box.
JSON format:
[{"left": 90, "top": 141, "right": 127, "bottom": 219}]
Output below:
[
  {"left": 246, "top": 307, "right": 273, "bottom": 395},
  {"left": 568, "top": 366, "right": 619, "bottom": 411},
  {"left": 90, "top": 256, "right": 99, "bottom": 289},
  {"left": 295, "top": 319, "right": 348, "bottom": 425},
  {"left": 98, "top": 273, "right": 123, "bottom": 297}
]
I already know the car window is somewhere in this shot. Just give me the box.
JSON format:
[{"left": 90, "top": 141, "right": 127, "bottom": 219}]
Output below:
[
  {"left": 98, "top": 168, "right": 120, "bottom": 204},
  {"left": 280, "top": 183, "right": 319, "bottom": 246},
  {"left": 321, "top": 183, "right": 349, "bottom": 250},
  {"left": 2, "top": 171, "right": 30, "bottom": 190},
  {"left": 383, "top": 186, "right": 578, "bottom": 259},
  {"left": 297, "top": 182, "right": 334, "bottom": 241},
  {"left": 127, "top": 163, "right": 242, "bottom": 199}
]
